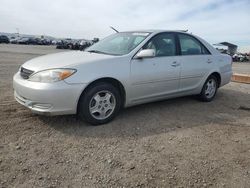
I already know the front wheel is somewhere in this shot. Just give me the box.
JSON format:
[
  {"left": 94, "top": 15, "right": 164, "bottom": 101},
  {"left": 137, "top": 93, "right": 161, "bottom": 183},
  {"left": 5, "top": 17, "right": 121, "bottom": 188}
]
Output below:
[
  {"left": 78, "top": 82, "right": 121, "bottom": 125},
  {"left": 199, "top": 75, "right": 218, "bottom": 102}
]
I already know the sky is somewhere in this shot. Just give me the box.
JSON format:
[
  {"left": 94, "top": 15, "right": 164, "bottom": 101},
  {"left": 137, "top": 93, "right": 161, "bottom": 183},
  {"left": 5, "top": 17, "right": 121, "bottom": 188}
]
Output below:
[{"left": 0, "top": 0, "right": 250, "bottom": 51}]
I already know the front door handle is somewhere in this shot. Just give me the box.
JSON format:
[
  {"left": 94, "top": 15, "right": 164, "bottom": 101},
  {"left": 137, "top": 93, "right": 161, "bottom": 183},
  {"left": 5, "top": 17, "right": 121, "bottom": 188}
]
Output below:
[
  {"left": 207, "top": 59, "right": 213, "bottom": 64},
  {"left": 171, "top": 61, "right": 180, "bottom": 67}
]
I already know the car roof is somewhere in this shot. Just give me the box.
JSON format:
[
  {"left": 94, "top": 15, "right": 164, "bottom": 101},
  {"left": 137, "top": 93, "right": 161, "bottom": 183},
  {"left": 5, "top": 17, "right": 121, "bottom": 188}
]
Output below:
[
  {"left": 121, "top": 30, "right": 188, "bottom": 34},
  {"left": 121, "top": 30, "right": 219, "bottom": 55}
]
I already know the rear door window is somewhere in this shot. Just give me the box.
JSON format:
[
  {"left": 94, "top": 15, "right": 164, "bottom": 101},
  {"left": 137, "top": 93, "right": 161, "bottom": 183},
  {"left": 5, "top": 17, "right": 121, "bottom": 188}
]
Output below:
[{"left": 178, "top": 34, "right": 210, "bottom": 55}]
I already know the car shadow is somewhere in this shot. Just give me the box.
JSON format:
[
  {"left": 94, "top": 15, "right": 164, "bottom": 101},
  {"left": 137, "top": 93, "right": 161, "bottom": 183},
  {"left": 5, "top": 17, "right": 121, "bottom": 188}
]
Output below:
[{"left": 38, "top": 87, "right": 250, "bottom": 139}]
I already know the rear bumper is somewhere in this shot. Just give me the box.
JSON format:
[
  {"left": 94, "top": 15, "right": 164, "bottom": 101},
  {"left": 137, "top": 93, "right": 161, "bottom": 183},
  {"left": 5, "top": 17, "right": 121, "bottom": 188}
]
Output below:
[{"left": 13, "top": 73, "right": 87, "bottom": 115}]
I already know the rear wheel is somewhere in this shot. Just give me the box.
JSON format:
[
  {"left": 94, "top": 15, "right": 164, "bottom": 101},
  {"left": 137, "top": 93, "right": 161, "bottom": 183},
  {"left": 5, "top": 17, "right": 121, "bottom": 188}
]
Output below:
[
  {"left": 78, "top": 82, "right": 121, "bottom": 125},
  {"left": 199, "top": 75, "right": 218, "bottom": 102}
]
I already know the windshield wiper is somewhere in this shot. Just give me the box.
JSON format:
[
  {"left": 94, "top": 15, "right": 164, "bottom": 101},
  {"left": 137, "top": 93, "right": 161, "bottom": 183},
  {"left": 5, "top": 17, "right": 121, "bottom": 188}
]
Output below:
[{"left": 87, "top": 50, "right": 109, "bottom": 55}]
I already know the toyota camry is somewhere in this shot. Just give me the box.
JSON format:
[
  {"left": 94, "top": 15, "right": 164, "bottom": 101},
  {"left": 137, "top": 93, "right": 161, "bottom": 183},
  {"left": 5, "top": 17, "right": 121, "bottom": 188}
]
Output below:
[{"left": 13, "top": 30, "right": 232, "bottom": 125}]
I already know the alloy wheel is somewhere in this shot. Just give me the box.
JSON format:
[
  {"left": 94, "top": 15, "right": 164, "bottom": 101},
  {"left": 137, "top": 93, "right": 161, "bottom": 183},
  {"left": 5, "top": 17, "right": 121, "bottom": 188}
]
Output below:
[
  {"left": 205, "top": 78, "right": 217, "bottom": 99},
  {"left": 89, "top": 90, "right": 116, "bottom": 120}
]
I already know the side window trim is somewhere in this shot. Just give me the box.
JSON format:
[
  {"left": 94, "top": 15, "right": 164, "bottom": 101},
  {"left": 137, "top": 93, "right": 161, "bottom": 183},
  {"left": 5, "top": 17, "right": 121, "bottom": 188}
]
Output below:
[
  {"left": 174, "top": 33, "right": 181, "bottom": 56},
  {"left": 176, "top": 33, "right": 211, "bottom": 56}
]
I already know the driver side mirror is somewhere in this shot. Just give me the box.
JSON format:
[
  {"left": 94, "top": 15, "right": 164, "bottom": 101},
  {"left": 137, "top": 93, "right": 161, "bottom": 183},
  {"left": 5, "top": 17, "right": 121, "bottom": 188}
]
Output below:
[{"left": 136, "top": 49, "right": 156, "bottom": 59}]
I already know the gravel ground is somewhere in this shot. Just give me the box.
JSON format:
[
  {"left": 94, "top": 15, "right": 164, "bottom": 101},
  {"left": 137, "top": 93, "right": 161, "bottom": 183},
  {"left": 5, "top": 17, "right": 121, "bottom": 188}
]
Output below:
[{"left": 0, "top": 44, "right": 250, "bottom": 188}]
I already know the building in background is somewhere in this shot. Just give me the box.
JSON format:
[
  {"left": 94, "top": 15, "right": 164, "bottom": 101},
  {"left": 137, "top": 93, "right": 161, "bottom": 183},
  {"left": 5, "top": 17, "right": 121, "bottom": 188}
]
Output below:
[{"left": 213, "top": 42, "right": 238, "bottom": 56}]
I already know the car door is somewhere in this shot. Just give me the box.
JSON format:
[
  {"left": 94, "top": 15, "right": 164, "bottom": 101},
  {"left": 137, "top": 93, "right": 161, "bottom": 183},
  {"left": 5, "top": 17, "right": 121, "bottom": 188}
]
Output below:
[
  {"left": 177, "top": 33, "right": 213, "bottom": 92},
  {"left": 129, "top": 33, "right": 181, "bottom": 103}
]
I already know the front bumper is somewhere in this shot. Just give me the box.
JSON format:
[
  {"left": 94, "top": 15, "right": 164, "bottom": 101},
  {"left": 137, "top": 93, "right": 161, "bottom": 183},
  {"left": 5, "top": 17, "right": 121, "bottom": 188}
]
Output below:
[{"left": 13, "top": 73, "right": 87, "bottom": 115}]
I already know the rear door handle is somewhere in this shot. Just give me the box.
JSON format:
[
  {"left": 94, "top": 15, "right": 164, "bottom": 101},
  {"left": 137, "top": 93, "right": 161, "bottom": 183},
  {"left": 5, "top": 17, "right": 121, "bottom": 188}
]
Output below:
[{"left": 171, "top": 61, "right": 180, "bottom": 67}]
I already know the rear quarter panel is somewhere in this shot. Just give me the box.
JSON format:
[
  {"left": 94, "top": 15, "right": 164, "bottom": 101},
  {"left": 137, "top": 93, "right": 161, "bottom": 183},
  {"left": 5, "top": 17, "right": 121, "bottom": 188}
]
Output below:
[
  {"left": 196, "top": 35, "right": 232, "bottom": 87},
  {"left": 215, "top": 54, "right": 232, "bottom": 87}
]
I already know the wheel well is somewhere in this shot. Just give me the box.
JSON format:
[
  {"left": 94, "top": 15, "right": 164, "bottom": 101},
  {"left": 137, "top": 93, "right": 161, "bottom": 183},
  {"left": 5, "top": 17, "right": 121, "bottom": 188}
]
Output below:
[
  {"left": 77, "top": 77, "right": 126, "bottom": 111},
  {"left": 210, "top": 72, "right": 221, "bottom": 87}
]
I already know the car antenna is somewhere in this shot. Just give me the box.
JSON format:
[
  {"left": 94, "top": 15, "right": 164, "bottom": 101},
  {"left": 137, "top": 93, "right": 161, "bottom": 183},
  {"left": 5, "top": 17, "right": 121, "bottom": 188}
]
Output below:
[{"left": 110, "top": 26, "right": 119, "bottom": 33}]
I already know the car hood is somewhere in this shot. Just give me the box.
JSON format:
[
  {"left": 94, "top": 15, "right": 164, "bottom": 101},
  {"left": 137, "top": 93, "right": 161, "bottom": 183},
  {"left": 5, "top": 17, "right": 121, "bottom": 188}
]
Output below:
[{"left": 22, "top": 51, "right": 115, "bottom": 72}]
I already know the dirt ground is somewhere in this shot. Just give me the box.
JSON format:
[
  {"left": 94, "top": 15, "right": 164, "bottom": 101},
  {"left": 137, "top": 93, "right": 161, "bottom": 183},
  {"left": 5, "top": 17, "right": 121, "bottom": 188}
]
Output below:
[{"left": 0, "top": 44, "right": 250, "bottom": 188}]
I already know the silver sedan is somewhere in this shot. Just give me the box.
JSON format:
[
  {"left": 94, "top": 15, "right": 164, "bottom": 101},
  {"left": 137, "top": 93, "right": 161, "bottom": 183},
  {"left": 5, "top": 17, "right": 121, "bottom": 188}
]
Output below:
[{"left": 13, "top": 30, "right": 232, "bottom": 125}]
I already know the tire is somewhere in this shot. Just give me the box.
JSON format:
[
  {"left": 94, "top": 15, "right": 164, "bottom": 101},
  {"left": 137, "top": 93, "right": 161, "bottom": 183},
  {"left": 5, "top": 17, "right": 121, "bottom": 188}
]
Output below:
[
  {"left": 199, "top": 75, "right": 218, "bottom": 102},
  {"left": 78, "top": 82, "right": 121, "bottom": 125}
]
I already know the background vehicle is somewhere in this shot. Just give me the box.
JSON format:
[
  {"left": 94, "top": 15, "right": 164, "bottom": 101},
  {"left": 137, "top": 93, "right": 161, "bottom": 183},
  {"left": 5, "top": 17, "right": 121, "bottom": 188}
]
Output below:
[
  {"left": 233, "top": 53, "right": 249, "bottom": 62},
  {"left": 14, "top": 37, "right": 50, "bottom": 45},
  {"left": 10, "top": 37, "right": 20, "bottom": 44},
  {"left": 68, "top": 40, "right": 81, "bottom": 50},
  {"left": 79, "top": 40, "right": 92, "bottom": 51},
  {"left": 56, "top": 40, "right": 69, "bottom": 49},
  {"left": 0, "top": 35, "right": 10, "bottom": 43},
  {"left": 13, "top": 30, "right": 232, "bottom": 125},
  {"left": 41, "top": 38, "right": 52, "bottom": 45},
  {"left": 92, "top": 38, "right": 99, "bottom": 43},
  {"left": 17, "top": 37, "right": 33, "bottom": 44},
  {"left": 56, "top": 39, "right": 73, "bottom": 49}
]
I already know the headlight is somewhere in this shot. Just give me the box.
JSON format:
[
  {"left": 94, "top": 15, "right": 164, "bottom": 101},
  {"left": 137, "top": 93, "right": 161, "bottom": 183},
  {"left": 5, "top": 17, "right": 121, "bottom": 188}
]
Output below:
[{"left": 28, "top": 68, "right": 76, "bottom": 83}]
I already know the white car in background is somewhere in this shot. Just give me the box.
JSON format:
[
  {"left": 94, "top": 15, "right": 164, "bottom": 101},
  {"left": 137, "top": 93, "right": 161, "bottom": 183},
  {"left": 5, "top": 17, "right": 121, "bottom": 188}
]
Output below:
[{"left": 13, "top": 30, "right": 232, "bottom": 125}]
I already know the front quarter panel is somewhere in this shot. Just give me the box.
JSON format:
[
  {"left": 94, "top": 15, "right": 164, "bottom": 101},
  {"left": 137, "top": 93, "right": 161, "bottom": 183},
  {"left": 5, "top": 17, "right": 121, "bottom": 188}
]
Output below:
[
  {"left": 64, "top": 55, "right": 131, "bottom": 105},
  {"left": 64, "top": 56, "right": 130, "bottom": 85}
]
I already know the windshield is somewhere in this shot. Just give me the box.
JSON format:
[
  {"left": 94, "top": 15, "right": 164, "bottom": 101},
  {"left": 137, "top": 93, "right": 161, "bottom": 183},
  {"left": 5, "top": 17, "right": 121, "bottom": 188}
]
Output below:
[{"left": 87, "top": 32, "right": 150, "bottom": 56}]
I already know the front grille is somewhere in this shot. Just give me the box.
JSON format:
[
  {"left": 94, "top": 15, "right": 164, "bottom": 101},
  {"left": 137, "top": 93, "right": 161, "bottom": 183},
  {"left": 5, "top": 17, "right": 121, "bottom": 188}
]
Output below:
[{"left": 20, "top": 67, "right": 34, "bottom": 79}]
